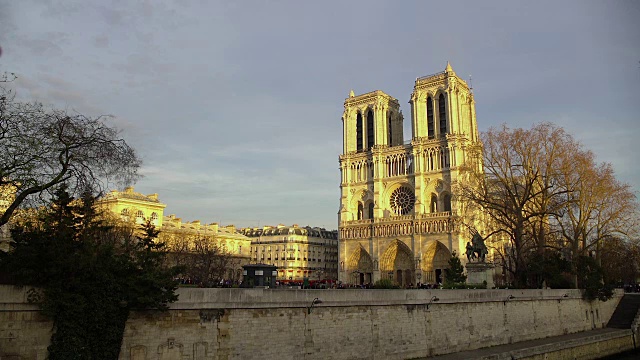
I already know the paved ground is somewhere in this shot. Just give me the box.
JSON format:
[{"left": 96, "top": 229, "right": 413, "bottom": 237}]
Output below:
[{"left": 416, "top": 328, "right": 633, "bottom": 360}]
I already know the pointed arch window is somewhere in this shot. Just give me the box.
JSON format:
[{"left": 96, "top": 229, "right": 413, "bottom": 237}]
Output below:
[
  {"left": 443, "top": 194, "right": 452, "bottom": 212},
  {"left": 367, "top": 202, "right": 374, "bottom": 220},
  {"left": 430, "top": 194, "right": 438, "bottom": 213},
  {"left": 388, "top": 114, "right": 393, "bottom": 145},
  {"left": 366, "top": 109, "right": 374, "bottom": 149},
  {"left": 356, "top": 113, "right": 363, "bottom": 151},
  {"left": 357, "top": 202, "right": 364, "bottom": 220},
  {"left": 427, "top": 96, "right": 434, "bottom": 138},
  {"left": 438, "top": 94, "right": 447, "bottom": 135}
]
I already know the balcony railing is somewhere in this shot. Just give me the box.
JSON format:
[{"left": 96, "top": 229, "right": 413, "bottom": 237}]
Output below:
[{"left": 340, "top": 211, "right": 452, "bottom": 226}]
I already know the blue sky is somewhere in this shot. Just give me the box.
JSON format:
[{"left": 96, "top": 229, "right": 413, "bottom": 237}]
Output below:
[{"left": 1, "top": 1, "right": 638, "bottom": 229}]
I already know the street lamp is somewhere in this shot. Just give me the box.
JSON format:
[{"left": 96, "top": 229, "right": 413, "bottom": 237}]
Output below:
[
  {"left": 308, "top": 298, "right": 323, "bottom": 314},
  {"left": 427, "top": 296, "right": 439, "bottom": 310}
]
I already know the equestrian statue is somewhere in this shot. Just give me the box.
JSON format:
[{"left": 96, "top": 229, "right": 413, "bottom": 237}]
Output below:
[{"left": 465, "top": 229, "right": 488, "bottom": 263}]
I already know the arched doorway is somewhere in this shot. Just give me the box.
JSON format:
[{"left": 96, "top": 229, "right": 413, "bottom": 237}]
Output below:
[
  {"left": 380, "top": 239, "right": 415, "bottom": 287},
  {"left": 347, "top": 245, "right": 373, "bottom": 285},
  {"left": 422, "top": 241, "right": 451, "bottom": 285}
]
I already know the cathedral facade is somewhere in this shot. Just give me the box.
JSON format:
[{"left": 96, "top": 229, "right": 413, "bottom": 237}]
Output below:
[{"left": 338, "top": 63, "right": 480, "bottom": 286}]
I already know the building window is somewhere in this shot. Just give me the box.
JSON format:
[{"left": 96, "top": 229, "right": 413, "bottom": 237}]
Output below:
[
  {"left": 366, "top": 109, "right": 374, "bottom": 149},
  {"left": 388, "top": 114, "right": 393, "bottom": 145},
  {"left": 390, "top": 186, "right": 415, "bottom": 215},
  {"left": 150, "top": 212, "right": 158, "bottom": 225},
  {"left": 438, "top": 93, "right": 447, "bottom": 135},
  {"left": 430, "top": 194, "right": 438, "bottom": 213},
  {"left": 443, "top": 194, "right": 452, "bottom": 212},
  {"left": 136, "top": 210, "right": 145, "bottom": 223},
  {"left": 427, "top": 96, "right": 434, "bottom": 138},
  {"left": 356, "top": 112, "right": 363, "bottom": 151}
]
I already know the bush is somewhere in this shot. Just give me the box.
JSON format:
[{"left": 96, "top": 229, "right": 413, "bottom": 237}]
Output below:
[{"left": 373, "top": 278, "right": 400, "bottom": 289}]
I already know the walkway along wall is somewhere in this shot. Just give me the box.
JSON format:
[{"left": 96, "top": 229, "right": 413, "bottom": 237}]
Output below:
[{"left": 0, "top": 286, "right": 624, "bottom": 360}]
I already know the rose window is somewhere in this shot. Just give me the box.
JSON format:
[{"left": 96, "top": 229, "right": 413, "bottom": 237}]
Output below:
[{"left": 390, "top": 186, "right": 415, "bottom": 215}]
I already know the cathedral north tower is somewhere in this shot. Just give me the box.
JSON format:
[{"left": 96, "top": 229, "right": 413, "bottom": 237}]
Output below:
[{"left": 338, "top": 63, "right": 480, "bottom": 287}]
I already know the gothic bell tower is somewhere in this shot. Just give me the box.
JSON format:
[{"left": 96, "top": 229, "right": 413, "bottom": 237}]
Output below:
[{"left": 338, "top": 63, "right": 481, "bottom": 287}]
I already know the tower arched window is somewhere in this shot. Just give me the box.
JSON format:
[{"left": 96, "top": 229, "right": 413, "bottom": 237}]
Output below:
[
  {"left": 438, "top": 93, "right": 447, "bottom": 135},
  {"left": 427, "top": 96, "right": 434, "bottom": 138},
  {"left": 356, "top": 113, "right": 363, "bottom": 151},
  {"left": 357, "top": 202, "right": 364, "bottom": 220},
  {"left": 430, "top": 194, "right": 438, "bottom": 213},
  {"left": 443, "top": 194, "right": 452, "bottom": 212},
  {"left": 388, "top": 114, "right": 392, "bottom": 145},
  {"left": 366, "top": 109, "right": 374, "bottom": 149},
  {"left": 367, "top": 202, "right": 374, "bottom": 220}
]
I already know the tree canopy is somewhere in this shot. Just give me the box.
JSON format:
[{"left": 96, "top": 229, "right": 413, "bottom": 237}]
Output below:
[
  {"left": 459, "top": 122, "right": 639, "bottom": 291},
  {"left": 0, "top": 186, "right": 180, "bottom": 358},
  {"left": 0, "top": 73, "right": 140, "bottom": 227}
]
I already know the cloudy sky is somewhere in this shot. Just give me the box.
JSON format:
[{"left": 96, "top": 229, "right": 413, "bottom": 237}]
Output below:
[{"left": 1, "top": 1, "right": 638, "bottom": 229}]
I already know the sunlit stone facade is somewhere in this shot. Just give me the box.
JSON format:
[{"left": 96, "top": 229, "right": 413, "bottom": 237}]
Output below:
[
  {"left": 0, "top": 185, "right": 15, "bottom": 251},
  {"left": 99, "top": 186, "right": 167, "bottom": 227},
  {"left": 240, "top": 225, "right": 339, "bottom": 283},
  {"left": 338, "top": 63, "right": 481, "bottom": 286},
  {"left": 98, "top": 187, "right": 252, "bottom": 282}
]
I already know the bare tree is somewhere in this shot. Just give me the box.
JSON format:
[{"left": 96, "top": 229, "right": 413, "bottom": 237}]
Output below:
[
  {"left": 460, "top": 124, "right": 565, "bottom": 286},
  {"left": 165, "top": 233, "right": 237, "bottom": 287},
  {"left": 459, "top": 122, "right": 639, "bottom": 288},
  {"left": 0, "top": 74, "right": 140, "bottom": 227},
  {"left": 553, "top": 156, "right": 639, "bottom": 268}
]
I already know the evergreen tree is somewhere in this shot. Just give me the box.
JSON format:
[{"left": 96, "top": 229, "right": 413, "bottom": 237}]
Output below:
[
  {"left": 444, "top": 251, "right": 467, "bottom": 287},
  {"left": 0, "top": 185, "right": 180, "bottom": 359}
]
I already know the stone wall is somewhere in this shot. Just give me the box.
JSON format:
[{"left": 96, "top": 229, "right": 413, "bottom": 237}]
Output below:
[{"left": 0, "top": 286, "right": 624, "bottom": 360}]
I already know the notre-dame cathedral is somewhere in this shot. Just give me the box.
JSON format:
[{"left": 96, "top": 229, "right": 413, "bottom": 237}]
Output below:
[{"left": 338, "top": 63, "right": 480, "bottom": 286}]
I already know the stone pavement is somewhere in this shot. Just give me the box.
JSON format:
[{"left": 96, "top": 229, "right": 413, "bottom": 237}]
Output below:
[{"left": 417, "top": 328, "right": 634, "bottom": 360}]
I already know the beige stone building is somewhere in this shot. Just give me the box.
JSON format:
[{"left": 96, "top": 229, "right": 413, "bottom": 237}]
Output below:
[
  {"left": 98, "top": 187, "right": 252, "bottom": 282},
  {"left": 0, "top": 185, "right": 15, "bottom": 252},
  {"left": 240, "top": 225, "right": 339, "bottom": 283},
  {"left": 338, "top": 63, "right": 481, "bottom": 286},
  {"left": 99, "top": 187, "right": 167, "bottom": 227}
]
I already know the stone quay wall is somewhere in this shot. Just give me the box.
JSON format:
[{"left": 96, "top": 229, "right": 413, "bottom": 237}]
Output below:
[{"left": 0, "top": 286, "right": 623, "bottom": 360}]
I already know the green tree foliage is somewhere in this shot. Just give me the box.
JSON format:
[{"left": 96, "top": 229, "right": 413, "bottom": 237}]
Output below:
[
  {"left": 373, "top": 278, "right": 399, "bottom": 289},
  {"left": 526, "top": 251, "right": 572, "bottom": 289},
  {"left": 576, "top": 255, "right": 614, "bottom": 302},
  {"left": 0, "top": 186, "right": 180, "bottom": 359},
  {"left": 444, "top": 251, "right": 467, "bottom": 286}
]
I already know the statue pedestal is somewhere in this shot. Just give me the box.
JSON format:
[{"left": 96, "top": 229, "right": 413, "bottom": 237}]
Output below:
[{"left": 466, "top": 262, "right": 495, "bottom": 289}]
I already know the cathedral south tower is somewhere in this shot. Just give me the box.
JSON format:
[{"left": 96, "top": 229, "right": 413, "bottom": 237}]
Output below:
[{"left": 338, "top": 63, "right": 480, "bottom": 286}]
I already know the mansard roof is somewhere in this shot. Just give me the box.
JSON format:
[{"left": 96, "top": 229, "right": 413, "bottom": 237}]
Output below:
[{"left": 239, "top": 225, "right": 338, "bottom": 239}]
